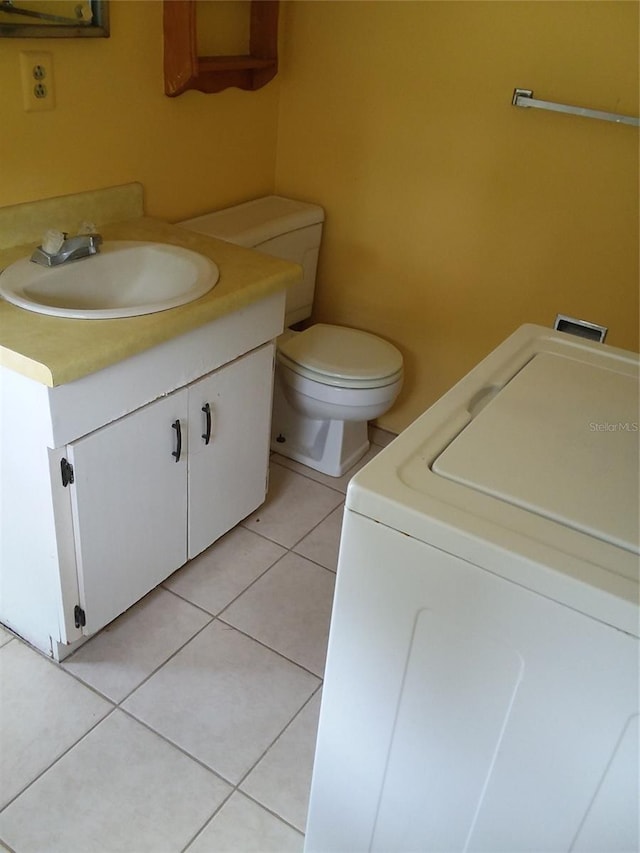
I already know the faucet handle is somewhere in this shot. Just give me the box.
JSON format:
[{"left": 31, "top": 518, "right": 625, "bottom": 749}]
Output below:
[{"left": 41, "top": 229, "right": 65, "bottom": 255}]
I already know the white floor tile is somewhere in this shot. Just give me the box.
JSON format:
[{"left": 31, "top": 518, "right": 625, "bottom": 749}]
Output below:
[
  {"left": 186, "top": 792, "right": 303, "bottom": 853},
  {"left": 241, "top": 691, "right": 322, "bottom": 832},
  {"left": 122, "top": 621, "right": 319, "bottom": 784},
  {"left": 163, "top": 526, "right": 286, "bottom": 615},
  {"left": 62, "top": 587, "right": 212, "bottom": 702},
  {"left": 271, "top": 442, "right": 381, "bottom": 493},
  {"left": 294, "top": 503, "right": 344, "bottom": 572},
  {"left": 242, "top": 464, "right": 343, "bottom": 548},
  {"left": 1, "top": 453, "right": 348, "bottom": 850},
  {"left": 222, "top": 553, "right": 335, "bottom": 676},
  {"left": 0, "top": 641, "right": 111, "bottom": 809},
  {"left": 0, "top": 710, "right": 230, "bottom": 853}
]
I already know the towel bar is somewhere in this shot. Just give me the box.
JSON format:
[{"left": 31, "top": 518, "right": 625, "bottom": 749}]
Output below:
[{"left": 512, "top": 88, "right": 639, "bottom": 127}]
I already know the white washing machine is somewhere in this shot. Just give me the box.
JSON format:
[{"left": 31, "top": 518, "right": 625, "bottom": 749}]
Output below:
[{"left": 305, "top": 324, "right": 639, "bottom": 853}]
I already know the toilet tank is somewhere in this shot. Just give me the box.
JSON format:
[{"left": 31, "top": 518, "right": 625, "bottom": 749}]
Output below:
[{"left": 178, "top": 196, "right": 325, "bottom": 325}]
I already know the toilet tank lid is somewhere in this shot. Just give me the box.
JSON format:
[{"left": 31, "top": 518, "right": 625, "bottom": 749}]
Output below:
[{"left": 178, "top": 196, "right": 325, "bottom": 248}]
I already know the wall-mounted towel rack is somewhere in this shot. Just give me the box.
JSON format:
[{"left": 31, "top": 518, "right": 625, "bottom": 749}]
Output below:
[{"left": 512, "top": 88, "right": 639, "bottom": 127}]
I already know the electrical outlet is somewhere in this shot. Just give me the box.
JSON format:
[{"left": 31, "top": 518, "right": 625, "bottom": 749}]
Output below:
[{"left": 20, "top": 52, "right": 55, "bottom": 112}]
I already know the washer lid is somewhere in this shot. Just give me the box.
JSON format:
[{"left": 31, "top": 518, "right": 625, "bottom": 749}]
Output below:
[
  {"left": 433, "top": 352, "right": 639, "bottom": 552},
  {"left": 344, "top": 325, "right": 639, "bottom": 636},
  {"left": 279, "top": 324, "right": 404, "bottom": 382}
]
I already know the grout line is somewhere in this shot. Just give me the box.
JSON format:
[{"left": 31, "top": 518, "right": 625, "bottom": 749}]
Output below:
[
  {"left": 0, "top": 838, "right": 17, "bottom": 853},
  {"left": 0, "top": 704, "right": 118, "bottom": 815},
  {"left": 287, "top": 504, "right": 344, "bottom": 552},
  {"left": 215, "top": 615, "right": 324, "bottom": 682},
  {"left": 238, "top": 458, "right": 349, "bottom": 550},
  {"left": 110, "top": 614, "right": 215, "bottom": 706},
  {"left": 236, "top": 681, "right": 323, "bottom": 793},
  {"left": 165, "top": 541, "right": 289, "bottom": 621},
  {"left": 179, "top": 787, "right": 305, "bottom": 853},
  {"left": 178, "top": 788, "right": 236, "bottom": 853},
  {"left": 239, "top": 791, "right": 307, "bottom": 837},
  {"left": 181, "top": 682, "right": 323, "bottom": 851},
  {"left": 288, "top": 552, "right": 338, "bottom": 576},
  {"left": 250, "top": 482, "right": 344, "bottom": 553},
  {"left": 239, "top": 509, "right": 338, "bottom": 552},
  {"left": 213, "top": 561, "right": 287, "bottom": 622},
  {"left": 116, "top": 705, "right": 233, "bottom": 786},
  {"left": 118, "top": 670, "right": 322, "bottom": 852},
  {"left": 289, "top": 504, "right": 344, "bottom": 557},
  {"left": 160, "top": 584, "right": 221, "bottom": 618},
  {"left": 269, "top": 456, "right": 348, "bottom": 496},
  {"left": 2, "top": 634, "right": 120, "bottom": 710}
]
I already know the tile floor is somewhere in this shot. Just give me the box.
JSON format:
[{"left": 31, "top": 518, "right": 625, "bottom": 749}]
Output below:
[{"left": 0, "top": 431, "right": 393, "bottom": 853}]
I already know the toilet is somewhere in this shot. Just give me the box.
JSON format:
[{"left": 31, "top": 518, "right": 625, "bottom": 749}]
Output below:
[{"left": 178, "top": 196, "right": 403, "bottom": 477}]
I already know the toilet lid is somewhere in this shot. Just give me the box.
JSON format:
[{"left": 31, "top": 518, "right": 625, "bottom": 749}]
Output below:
[{"left": 278, "top": 324, "right": 403, "bottom": 385}]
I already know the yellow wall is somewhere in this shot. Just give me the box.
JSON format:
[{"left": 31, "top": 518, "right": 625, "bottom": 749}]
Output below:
[
  {"left": 275, "top": 1, "right": 639, "bottom": 431},
  {"left": 0, "top": 0, "right": 279, "bottom": 220}
]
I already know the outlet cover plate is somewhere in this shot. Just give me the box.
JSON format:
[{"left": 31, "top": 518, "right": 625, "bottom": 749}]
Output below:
[{"left": 20, "top": 51, "right": 55, "bottom": 112}]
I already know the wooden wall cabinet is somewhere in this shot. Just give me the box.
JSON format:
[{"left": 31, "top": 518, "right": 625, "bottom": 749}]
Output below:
[{"left": 164, "top": 0, "right": 278, "bottom": 96}]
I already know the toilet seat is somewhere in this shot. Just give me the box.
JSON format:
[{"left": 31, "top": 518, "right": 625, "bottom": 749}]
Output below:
[{"left": 277, "top": 324, "right": 403, "bottom": 389}]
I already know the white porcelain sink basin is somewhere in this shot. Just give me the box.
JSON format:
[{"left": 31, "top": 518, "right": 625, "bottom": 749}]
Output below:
[{"left": 0, "top": 241, "right": 219, "bottom": 319}]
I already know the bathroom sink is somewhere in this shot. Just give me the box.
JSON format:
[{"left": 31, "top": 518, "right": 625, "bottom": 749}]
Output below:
[{"left": 0, "top": 241, "right": 219, "bottom": 319}]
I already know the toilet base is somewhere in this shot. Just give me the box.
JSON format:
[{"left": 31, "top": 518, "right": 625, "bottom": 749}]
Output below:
[{"left": 270, "top": 378, "right": 370, "bottom": 477}]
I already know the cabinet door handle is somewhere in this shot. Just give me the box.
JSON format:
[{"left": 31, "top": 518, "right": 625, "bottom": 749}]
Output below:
[
  {"left": 172, "top": 419, "right": 182, "bottom": 462},
  {"left": 201, "top": 403, "right": 212, "bottom": 445}
]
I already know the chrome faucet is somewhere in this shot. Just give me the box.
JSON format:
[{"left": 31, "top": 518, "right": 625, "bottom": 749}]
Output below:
[{"left": 31, "top": 231, "right": 103, "bottom": 267}]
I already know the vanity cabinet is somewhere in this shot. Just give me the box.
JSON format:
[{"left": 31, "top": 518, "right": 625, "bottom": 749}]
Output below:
[
  {"left": 0, "top": 292, "right": 283, "bottom": 659},
  {"left": 66, "top": 344, "right": 273, "bottom": 636}
]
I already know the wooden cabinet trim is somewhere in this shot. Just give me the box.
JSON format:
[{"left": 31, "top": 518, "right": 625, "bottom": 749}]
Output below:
[{"left": 163, "top": 0, "right": 278, "bottom": 96}]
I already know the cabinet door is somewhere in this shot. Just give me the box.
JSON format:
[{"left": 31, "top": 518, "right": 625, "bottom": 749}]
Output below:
[
  {"left": 67, "top": 389, "right": 188, "bottom": 635},
  {"left": 188, "top": 343, "right": 274, "bottom": 559}
]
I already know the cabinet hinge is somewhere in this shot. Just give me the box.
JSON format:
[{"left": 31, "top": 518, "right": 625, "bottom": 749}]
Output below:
[
  {"left": 74, "top": 605, "right": 86, "bottom": 629},
  {"left": 61, "top": 458, "right": 74, "bottom": 487}
]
